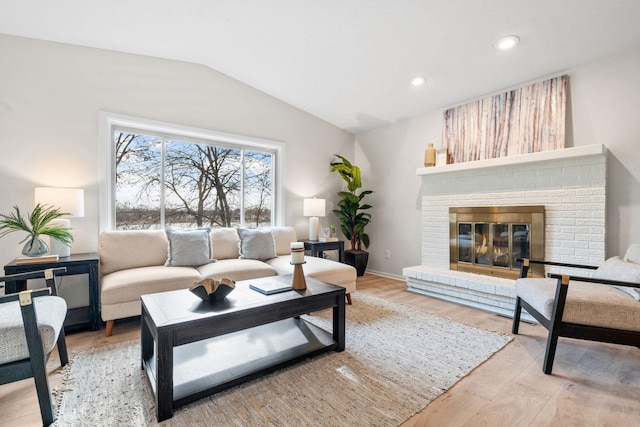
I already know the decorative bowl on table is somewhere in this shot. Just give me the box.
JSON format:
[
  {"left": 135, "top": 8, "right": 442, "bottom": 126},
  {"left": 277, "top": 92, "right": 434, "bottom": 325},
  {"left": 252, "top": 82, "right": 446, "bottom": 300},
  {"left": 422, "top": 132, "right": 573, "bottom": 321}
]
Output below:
[{"left": 189, "top": 278, "right": 235, "bottom": 301}]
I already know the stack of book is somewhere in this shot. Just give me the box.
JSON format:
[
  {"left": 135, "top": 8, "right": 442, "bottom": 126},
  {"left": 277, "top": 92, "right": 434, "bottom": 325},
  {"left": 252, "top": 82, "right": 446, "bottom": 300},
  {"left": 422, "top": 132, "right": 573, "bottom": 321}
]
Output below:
[{"left": 15, "top": 254, "right": 59, "bottom": 265}]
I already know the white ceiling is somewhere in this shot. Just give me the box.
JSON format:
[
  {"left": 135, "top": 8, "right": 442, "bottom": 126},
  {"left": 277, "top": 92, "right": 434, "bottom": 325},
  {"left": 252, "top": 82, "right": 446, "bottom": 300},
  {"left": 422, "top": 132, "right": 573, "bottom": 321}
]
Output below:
[{"left": 2, "top": 0, "right": 640, "bottom": 134}]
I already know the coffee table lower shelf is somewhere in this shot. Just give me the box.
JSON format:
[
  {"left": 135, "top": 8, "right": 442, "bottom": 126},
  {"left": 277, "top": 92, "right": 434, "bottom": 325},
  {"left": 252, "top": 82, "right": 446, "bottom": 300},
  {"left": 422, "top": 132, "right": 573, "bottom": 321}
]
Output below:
[{"left": 143, "top": 317, "right": 337, "bottom": 412}]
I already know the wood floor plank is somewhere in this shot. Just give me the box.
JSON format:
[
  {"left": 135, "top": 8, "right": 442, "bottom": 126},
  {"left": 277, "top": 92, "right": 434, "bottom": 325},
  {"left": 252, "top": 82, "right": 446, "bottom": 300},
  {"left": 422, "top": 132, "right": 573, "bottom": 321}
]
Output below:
[{"left": 1, "top": 273, "right": 638, "bottom": 426}]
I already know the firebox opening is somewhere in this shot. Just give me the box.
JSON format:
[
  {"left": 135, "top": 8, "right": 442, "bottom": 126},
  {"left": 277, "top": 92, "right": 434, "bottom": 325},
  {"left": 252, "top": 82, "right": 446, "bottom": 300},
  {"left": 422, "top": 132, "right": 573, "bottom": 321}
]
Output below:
[{"left": 450, "top": 206, "right": 544, "bottom": 279}]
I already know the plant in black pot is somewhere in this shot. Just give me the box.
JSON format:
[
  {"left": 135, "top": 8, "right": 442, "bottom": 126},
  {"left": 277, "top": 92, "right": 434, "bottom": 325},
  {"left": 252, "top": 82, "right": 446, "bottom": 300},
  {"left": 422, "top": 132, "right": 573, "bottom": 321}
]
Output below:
[{"left": 330, "top": 154, "right": 372, "bottom": 276}]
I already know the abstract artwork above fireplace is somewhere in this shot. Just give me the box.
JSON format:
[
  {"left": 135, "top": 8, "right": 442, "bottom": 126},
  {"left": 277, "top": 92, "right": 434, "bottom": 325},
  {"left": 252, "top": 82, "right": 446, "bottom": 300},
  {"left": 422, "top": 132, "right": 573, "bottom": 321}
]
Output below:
[{"left": 442, "top": 75, "right": 567, "bottom": 164}]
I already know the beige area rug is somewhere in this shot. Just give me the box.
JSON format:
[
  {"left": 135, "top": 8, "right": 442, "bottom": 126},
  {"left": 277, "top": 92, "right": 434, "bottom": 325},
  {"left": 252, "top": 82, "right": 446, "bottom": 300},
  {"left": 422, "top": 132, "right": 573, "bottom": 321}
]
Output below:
[{"left": 53, "top": 294, "right": 511, "bottom": 426}]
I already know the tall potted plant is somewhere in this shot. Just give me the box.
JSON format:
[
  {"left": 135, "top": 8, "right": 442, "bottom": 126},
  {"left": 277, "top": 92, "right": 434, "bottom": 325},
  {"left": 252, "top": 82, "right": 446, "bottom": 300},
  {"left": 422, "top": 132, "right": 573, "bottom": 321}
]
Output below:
[
  {"left": 0, "top": 204, "right": 73, "bottom": 256},
  {"left": 330, "top": 154, "right": 373, "bottom": 276}
]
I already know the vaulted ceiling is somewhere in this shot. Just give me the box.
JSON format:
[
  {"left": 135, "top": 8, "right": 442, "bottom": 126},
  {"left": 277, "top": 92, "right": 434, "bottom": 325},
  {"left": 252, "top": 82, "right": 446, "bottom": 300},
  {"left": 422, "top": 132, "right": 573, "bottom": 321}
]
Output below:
[{"left": 2, "top": 0, "right": 640, "bottom": 133}]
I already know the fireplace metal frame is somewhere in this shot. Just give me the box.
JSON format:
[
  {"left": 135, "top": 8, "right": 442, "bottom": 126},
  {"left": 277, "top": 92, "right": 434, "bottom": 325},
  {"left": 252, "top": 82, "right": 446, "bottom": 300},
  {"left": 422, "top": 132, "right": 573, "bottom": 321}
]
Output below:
[{"left": 449, "top": 206, "right": 545, "bottom": 279}]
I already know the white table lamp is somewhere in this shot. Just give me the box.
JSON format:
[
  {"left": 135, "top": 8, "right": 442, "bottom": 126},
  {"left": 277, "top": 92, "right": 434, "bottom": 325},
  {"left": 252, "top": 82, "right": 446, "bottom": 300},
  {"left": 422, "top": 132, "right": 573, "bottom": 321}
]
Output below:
[
  {"left": 303, "top": 198, "right": 325, "bottom": 241},
  {"left": 34, "top": 187, "right": 85, "bottom": 257}
]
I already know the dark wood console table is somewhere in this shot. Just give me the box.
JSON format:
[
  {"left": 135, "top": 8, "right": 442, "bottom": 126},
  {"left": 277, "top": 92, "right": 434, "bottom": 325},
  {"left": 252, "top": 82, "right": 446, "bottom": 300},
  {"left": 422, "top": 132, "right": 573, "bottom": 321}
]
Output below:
[
  {"left": 4, "top": 252, "right": 100, "bottom": 331},
  {"left": 303, "top": 240, "right": 345, "bottom": 263}
]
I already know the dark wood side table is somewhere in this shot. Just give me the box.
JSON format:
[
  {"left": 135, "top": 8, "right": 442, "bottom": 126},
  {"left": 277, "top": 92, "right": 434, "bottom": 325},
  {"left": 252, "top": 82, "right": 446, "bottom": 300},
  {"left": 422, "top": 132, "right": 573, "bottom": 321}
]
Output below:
[
  {"left": 4, "top": 252, "right": 100, "bottom": 331},
  {"left": 303, "top": 240, "right": 345, "bottom": 263}
]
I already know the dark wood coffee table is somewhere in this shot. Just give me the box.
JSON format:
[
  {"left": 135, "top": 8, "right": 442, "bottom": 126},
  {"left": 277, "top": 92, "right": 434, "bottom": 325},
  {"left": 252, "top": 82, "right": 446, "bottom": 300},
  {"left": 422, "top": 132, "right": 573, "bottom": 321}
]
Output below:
[{"left": 141, "top": 275, "right": 346, "bottom": 421}]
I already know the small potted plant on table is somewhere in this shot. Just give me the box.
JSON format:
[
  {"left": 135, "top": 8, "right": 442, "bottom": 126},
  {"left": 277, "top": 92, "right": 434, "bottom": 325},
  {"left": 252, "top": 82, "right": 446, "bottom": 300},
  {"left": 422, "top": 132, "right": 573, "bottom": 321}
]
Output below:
[{"left": 0, "top": 204, "right": 73, "bottom": 257}]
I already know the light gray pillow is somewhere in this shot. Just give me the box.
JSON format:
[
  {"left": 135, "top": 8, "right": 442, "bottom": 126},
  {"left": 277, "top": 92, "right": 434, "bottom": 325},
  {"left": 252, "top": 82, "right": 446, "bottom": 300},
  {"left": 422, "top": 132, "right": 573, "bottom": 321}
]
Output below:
[
  {"left": 623, "top": 244, "right": 640, "bottom": 265},
  {"left": 593, "top": 256, "right": 640, "bottom": 300},
  {"left": 237, "top": 228, "right": 276, "bottom": 260},
  {"left": 165, "top": 228, "right": 212, "bottom": 267}
]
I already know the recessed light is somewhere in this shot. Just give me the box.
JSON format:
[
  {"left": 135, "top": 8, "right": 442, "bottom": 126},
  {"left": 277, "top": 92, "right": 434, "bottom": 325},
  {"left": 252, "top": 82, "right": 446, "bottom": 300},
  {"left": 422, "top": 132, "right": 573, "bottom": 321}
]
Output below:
[
  {"left": 495, "top": 35, "right": 520, "bottom": 50},
  {"left": 410, "top": 76, "right": 426, "bottom": 86}
]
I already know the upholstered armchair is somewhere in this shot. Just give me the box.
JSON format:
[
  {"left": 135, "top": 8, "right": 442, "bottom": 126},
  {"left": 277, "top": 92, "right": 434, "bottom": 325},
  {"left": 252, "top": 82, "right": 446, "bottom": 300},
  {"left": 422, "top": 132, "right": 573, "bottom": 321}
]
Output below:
[
  {"left": 512, "top": 245, "right": 640, "bottom": 374},
  {"left": 0, "top": 267, "right": 67, "bottom": 426}
]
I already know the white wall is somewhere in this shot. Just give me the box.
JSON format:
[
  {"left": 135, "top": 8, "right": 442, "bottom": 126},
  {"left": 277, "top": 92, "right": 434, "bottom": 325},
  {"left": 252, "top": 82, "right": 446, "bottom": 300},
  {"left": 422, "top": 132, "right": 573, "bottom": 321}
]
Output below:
[
  {"left": 358, "top": 48, "right": 640, "bottom": 277},
  {"left": 0, "top": 34, "right": 355, "bottom": 269}
]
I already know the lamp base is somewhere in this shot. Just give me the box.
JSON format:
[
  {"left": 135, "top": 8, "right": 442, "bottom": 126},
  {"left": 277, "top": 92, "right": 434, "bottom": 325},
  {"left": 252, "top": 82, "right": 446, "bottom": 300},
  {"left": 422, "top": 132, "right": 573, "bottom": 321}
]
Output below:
[
  {"left": 291, "top": 263, "right": 307, "bottom": 290},
  {"left": 308, "top": 216, "right": 319, "bottom": 241}
]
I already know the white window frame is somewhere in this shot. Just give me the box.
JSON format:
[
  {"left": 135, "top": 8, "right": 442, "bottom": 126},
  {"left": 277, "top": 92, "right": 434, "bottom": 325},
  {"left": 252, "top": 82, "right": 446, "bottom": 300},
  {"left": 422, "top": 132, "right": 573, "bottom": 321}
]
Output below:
[{"left": 99, "top": 111, "right": 285, "bottom": 232}]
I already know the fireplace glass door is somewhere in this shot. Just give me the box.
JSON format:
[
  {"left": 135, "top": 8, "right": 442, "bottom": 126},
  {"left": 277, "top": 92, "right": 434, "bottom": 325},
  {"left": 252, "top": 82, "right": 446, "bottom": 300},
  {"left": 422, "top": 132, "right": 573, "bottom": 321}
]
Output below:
[
  {"left": 457, "top": 222, "right": 531, "bottom": 271},
  {"left": 450, "top": 206, "right": 544, "bottom": 279}
]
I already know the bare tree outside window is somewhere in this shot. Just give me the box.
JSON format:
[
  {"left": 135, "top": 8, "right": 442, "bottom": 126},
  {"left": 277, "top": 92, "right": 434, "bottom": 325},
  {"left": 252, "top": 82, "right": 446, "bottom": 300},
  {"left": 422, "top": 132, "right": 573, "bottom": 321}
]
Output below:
[
  {"left": 114, "top": 131, "right": 273, "bottom": 230},
  {"left": 244, "top": 151, "right": 273, "bottom": 228}
]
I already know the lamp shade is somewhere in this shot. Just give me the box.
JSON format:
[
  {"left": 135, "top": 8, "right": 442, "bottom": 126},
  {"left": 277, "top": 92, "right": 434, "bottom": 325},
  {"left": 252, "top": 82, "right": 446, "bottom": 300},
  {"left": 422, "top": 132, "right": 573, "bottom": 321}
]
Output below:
[
  {"left": 34, "top": 187, "right": 85, "bottom": 217},
  {"left": 303, "top": 198, "right": 326, "bottom": 217}
]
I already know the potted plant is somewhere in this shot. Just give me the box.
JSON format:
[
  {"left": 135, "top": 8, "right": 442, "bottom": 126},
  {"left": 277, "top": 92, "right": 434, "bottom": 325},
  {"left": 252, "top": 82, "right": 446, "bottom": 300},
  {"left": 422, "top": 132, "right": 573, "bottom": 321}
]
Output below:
[
  {"left": 0, "top": 204, "right": 73, "bottom": 256},
  {"left": 330, "top": 154, "right": 373, "bottom": 276}
]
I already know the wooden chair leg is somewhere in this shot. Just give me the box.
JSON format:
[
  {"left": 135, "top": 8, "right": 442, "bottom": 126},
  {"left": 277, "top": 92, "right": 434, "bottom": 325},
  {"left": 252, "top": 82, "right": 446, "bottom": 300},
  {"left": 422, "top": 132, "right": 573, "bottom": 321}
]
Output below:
[
  {"left": 30, "top": 353, "right": 55, "bottom": 426},
  {"left": 512, "top": 296, "right": 522, "bottom": 334},
  {"left": 346, "top": 293, "right": 353, "bottom": 305},
  {"left": 56, "top": 329, "right": 69, "bottom": 366},
  {"left": 543, "top": 331, "right": 560, "bottom": 374},
  {"left": 105, "top": 320, "right": 114, "bottom": 337}
]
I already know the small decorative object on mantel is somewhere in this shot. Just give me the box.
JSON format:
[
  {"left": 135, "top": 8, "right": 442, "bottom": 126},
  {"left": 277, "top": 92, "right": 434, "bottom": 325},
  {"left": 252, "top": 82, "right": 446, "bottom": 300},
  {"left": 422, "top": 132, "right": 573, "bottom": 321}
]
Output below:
[
  {"left": 0, "top": 204, "right": 73, "bottom": 257},
  {"left": 424, "top": 143, "right": 436, "bottom": 167},
  {"left": 290, "top": 242, "right": 307, "bottom": 290},
  {"left": 436, "top": 148, "right": 448, "bottom": 166},
  {"left": 189, "top": 278, "right": 235, "bottom": 301}
]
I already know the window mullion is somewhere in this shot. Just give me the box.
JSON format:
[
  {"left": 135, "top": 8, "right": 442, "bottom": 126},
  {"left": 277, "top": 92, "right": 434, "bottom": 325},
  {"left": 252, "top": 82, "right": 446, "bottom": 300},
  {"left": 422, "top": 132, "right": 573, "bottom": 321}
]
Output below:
[
  {"left": 160, "top": 138, "right": 166, "bottom": 228},
  {"left": 239, "top": 149, "right": 245, "bottom": 228}
]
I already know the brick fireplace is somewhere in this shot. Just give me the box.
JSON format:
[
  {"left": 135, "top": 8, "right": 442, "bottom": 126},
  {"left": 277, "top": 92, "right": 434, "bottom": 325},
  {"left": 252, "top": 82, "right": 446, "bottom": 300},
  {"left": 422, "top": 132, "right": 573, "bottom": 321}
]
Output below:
[{"left": 403, "top": 145, "right": 607, "bottom": 317}]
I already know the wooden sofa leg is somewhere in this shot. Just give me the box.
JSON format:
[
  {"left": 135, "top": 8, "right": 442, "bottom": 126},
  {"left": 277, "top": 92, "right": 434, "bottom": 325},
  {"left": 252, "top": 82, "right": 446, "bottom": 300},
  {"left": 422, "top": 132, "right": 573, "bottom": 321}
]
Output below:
[
  {"left": 105, "top": 320, "right": 114, "bottom": 337},
  {"left": 346, "top": 293, "right": 352, "bottom": 305}
]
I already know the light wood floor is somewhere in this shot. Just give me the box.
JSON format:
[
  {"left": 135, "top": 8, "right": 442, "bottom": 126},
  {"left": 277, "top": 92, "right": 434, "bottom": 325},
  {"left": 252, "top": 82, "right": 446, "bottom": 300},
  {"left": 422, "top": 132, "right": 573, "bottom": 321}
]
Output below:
[{"left": 2, "top": 274, "right": 638, "bottom": 426}]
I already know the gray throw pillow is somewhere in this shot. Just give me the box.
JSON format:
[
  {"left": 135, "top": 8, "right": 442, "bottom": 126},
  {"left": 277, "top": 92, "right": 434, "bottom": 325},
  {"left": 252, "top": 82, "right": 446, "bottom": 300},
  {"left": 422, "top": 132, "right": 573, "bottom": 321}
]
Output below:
[
  {"left": 165, "top": 228, "right": 212, "bottom": 267},
  {"left": 593, "top": 256, "right": 640, "bottom": 301},
  {"left": 237, "top": 228, "right": 276, "bottom": 260}
]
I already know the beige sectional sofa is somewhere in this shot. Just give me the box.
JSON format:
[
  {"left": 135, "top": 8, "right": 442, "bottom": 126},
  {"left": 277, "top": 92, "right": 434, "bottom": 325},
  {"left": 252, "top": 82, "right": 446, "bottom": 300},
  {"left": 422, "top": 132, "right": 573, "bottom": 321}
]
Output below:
[{"left": 99, "top": 226, "right": 356, "bottom": 336}]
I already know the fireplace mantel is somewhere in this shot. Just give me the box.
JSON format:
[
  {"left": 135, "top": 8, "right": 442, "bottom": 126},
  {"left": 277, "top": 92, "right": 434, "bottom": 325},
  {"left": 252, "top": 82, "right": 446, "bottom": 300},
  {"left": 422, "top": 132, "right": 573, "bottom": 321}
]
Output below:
[{"left": 416, "top": 144, "right": 607, "bottom": 176}]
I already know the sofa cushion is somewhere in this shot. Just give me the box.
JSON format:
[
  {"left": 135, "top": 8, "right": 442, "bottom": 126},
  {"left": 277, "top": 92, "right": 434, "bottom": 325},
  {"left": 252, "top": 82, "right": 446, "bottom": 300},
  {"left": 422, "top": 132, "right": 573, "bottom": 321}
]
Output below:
[
  {"left": 210, "top": 228, "right": 240, "bottom": 260},
  {"left": 271, "top": 226, "right": 297, "bottom": 256},
  {"left": 266, "top": 255, "right": 356, "bottom": 293},
  {"left": 101, "top": 265, "right": 202, "bottom": 306},
  {"left": 593, "top": 256, "right": 640, "bottom": 300},
  {"left": 99, "top": 230, "right": 169, "bottom": 275},
  {"left": 197, "top": 258, "right": 277, "bottom": 282},
  {"left": 516, "top": 277, "right": 640, "bottom": 332},
  {"left": 165, "top": 228, "right": 212, "bottom": 267},
  {"left": 623, "top": 244, "right": 640, "bottom": 265},
  {"left": 237, "top": 228, "right": 276, "bottom": 260}
]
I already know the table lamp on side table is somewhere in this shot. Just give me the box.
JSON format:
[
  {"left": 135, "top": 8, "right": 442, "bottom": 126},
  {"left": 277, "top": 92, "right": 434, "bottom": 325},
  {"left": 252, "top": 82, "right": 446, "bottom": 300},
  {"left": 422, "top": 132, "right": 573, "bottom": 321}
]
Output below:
[
  {"left": 303, "top": 198, "right": 325, "bottom": 241},
  {"left": 34, "top": 187, "right": 84, "bottom": 257}
]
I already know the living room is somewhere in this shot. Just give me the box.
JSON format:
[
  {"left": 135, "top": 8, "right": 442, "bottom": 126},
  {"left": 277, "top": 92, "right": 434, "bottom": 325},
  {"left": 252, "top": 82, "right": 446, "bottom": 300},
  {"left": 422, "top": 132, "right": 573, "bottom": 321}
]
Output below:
[{"left": 1, "top": 1, "right": 639, "bottom": 426}]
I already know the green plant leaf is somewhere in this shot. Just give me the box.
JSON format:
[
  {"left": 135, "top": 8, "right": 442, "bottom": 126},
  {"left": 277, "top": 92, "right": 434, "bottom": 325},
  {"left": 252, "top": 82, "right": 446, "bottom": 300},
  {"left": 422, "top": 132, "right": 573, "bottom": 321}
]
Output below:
[{"left": 0, "top": 204, "right": 74, "bottom": 244}]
